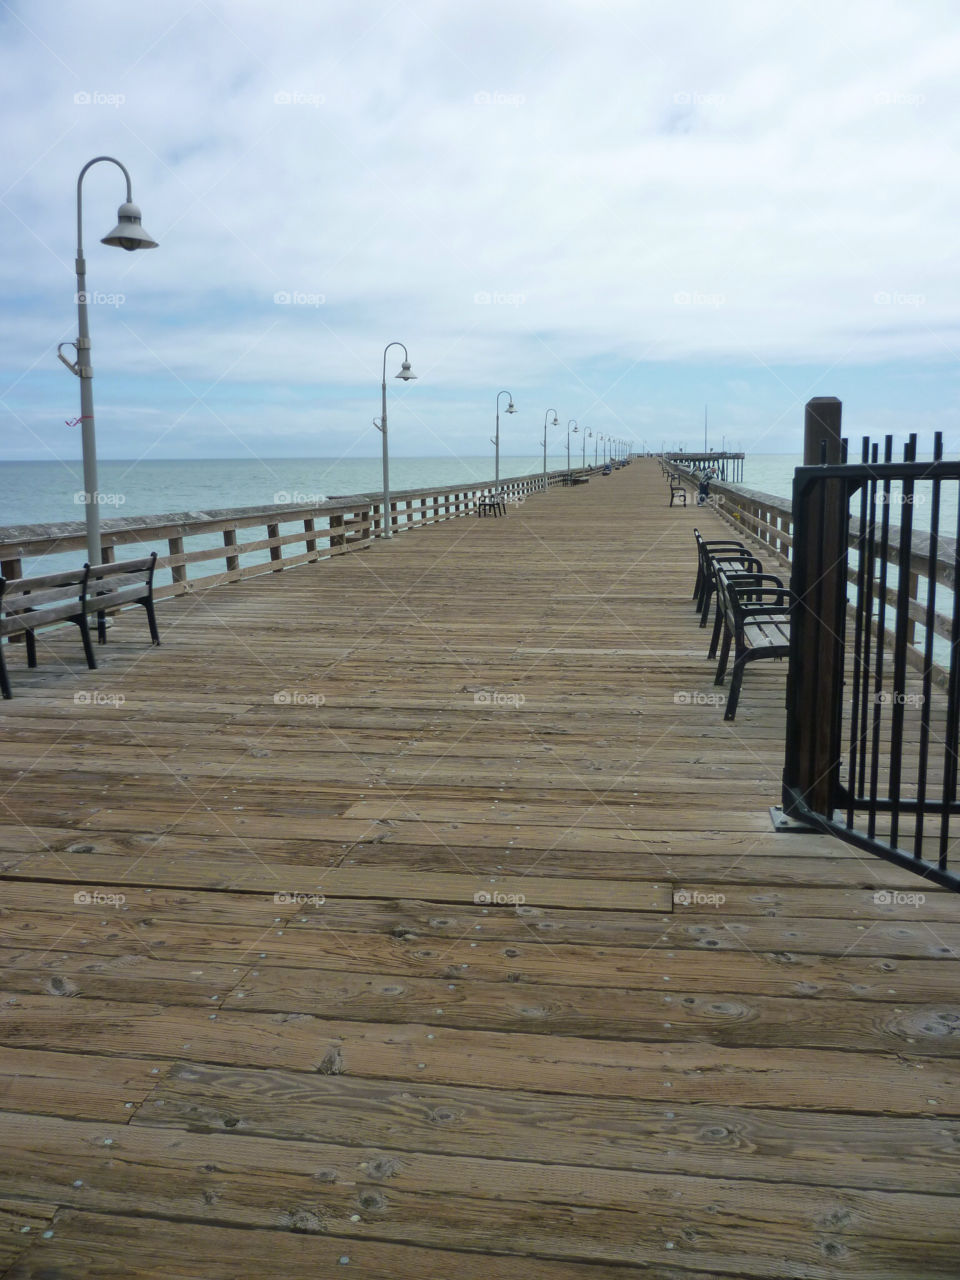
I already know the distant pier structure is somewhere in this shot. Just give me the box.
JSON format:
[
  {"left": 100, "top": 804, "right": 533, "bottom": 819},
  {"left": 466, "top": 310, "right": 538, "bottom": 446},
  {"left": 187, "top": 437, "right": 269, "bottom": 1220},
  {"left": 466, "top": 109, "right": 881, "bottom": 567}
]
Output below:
[{"left": 663, "top": 450, "right": 744, "bottom": 483}]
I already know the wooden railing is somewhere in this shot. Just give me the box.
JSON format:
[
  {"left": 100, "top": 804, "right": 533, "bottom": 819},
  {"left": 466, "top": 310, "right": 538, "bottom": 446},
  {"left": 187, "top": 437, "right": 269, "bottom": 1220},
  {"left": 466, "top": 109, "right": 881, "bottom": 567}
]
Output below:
[{"left": 0, "top": 466, "right": 594, "bottom": 601}]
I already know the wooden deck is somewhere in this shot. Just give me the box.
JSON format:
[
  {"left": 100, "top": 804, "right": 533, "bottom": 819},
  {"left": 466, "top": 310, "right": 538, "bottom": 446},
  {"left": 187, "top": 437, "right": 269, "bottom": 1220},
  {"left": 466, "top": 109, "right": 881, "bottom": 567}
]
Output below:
[{"left": 1, "top": 460, "right": 959, "bottom": 1279}]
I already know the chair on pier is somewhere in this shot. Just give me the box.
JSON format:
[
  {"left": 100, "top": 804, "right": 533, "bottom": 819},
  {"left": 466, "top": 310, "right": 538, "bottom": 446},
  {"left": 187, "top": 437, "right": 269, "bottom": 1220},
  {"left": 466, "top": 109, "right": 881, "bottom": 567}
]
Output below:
[
  {"left": 710, "top": 565, "right": 791, "bottom": 721},
  {"left": 477, "top": 493, "right": 506, "bottom": 517}
]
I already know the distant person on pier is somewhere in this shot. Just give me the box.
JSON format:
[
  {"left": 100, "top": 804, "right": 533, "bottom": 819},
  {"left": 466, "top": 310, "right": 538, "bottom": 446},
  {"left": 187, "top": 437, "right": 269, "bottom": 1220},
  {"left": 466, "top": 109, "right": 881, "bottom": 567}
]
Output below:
[{"left": 697, "top": 472, "right": 711, "bottom": 505}]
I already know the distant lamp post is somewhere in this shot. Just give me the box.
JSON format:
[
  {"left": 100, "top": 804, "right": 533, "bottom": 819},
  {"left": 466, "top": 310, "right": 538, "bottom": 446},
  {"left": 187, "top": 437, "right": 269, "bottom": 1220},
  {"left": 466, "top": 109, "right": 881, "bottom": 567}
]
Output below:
[
  {"left": 58, "top": 156, "right": 158, "bottom": 566},
  {"left": 541, "top": 408, "right": 559, "bottom": 490},
  {"left": 373, "top": 342, "right": 417, "bottom": 538},
  {"left": 582, "top": 428, "right": 591, "bottom": 470},
  {"left": 566, "top": 420, "right": 577, "bottom": 471},
  {"left": 595, "top": 433, "right": 601, "bottom": 467},
  {"left": 493, "top": 390, "right": 516, "bottom": 486}
]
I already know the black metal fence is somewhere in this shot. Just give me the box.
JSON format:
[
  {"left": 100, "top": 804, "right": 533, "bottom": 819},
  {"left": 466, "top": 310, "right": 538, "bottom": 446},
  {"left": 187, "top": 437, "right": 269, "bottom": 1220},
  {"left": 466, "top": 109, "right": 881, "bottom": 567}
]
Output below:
[{"left": 782, "top": 432, "right": 960, "bottom": 891}]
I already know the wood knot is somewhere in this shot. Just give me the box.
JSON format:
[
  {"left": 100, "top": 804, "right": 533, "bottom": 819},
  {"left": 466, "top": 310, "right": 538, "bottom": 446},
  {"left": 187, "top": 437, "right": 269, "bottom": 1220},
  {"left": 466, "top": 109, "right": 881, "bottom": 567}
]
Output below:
[{"left": 317, "top": 1048, "right": 345, "bottom": 1075}]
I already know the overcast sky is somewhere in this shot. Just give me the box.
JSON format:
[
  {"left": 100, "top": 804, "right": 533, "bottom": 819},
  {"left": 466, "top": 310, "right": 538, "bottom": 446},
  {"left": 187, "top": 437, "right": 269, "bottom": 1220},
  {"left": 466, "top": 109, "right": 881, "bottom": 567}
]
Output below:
[{"left": 2, "top": 0, "right": 960, "bottom": 464}]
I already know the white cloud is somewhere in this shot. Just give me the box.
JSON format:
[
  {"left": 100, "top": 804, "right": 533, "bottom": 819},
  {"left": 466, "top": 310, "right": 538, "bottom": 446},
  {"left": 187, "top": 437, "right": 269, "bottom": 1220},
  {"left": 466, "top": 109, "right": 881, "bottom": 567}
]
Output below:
[{"left": 2, "top": 0, "right": 960, "bottom": 458}]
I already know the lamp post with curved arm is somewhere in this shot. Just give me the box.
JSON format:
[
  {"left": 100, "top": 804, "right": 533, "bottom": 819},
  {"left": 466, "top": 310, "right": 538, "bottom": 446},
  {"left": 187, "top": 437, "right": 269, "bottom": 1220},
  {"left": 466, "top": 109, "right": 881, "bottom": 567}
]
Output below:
[
  {"left": 59, "top": 156, "right": 158, "bottom": 566},
  {"left": 541, "top": 408, "right": 559, "bottom": 490},
  {"left": 492, "top": 390, "right": 516, "bottom": 487},
  {"left": 373, "top": 342, "right": 417, "bottom": 538},
  {"left": 582, "top": 428, "right": 591, "bottom": 471},
  {"left": 566, "top": 419, "right": 577, "bottom": 472}
]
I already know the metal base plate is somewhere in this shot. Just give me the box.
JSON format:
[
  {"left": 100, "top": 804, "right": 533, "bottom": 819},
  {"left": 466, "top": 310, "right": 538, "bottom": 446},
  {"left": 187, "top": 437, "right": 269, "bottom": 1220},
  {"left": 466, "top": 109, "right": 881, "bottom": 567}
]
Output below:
[{"left": 769, "top": 805, "right": 819, "bottom": 833}]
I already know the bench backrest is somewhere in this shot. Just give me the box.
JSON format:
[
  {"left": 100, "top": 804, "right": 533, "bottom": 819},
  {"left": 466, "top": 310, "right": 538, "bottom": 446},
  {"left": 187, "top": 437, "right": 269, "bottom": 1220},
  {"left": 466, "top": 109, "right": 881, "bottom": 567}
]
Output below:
[
  {"left": 0, "top": 568, "right": 87, "bottom": 637},
  {"left": 83, "top": 553, "right": 157, "bottom": 615}
]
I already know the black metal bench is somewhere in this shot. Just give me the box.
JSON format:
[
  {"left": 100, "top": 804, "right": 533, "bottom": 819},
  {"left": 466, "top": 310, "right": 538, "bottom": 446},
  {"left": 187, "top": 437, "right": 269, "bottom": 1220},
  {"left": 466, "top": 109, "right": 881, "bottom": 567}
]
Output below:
[
  {"left": 0, "top": 552, "right": 159, "bottom": 699},
  {"left": 694, "top": 537, "right": 763, "bottom": 627},
  {"left": 711, "top": 566, "right": 790, "bottom": 721},
  {"left": 477, "top": 494, "right": 506, "bottom": 517},
  {"left": 669, "top": 481, "right": 687, "bottom": 506},
  {"left": 692, "top": 529, "right": 748, "bottom": 607}
]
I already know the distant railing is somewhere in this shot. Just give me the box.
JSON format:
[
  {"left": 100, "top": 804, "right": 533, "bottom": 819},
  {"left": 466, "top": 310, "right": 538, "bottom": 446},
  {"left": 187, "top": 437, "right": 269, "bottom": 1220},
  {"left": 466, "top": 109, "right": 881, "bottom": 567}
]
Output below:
[{"left": 0, "top": 466, "right": 595, "bottom": 600}]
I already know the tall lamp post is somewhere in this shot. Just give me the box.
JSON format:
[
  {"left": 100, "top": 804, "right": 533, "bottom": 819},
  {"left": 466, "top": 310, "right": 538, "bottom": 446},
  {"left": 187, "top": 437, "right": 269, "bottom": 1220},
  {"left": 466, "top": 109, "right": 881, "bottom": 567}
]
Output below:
[
  {"left": 541, "top": 408, "right": 558, "bottom": 490},
  {"left": 374, "top": 342, "right": 417, "bottom": 538},
  {"left": 493, "top": 390, "right": 516, "bottom": 487},
  {"left": 566, "top": 419, "right": 577, "bottom": 472},
  {"left": 582, "top": 428, "right": 591, "bottom": 470},
  {"left": 59, "top": 156, "right": 157, "bottom": 567},
  {"left": 594, "top": 433, "right": 601, "bottom": 466}
]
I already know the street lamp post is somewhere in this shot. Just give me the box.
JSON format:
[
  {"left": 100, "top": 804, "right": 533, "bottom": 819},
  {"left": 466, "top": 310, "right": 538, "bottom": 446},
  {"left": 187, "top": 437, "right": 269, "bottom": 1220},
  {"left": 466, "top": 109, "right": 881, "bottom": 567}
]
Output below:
[
  {"left": 542, "top": 408, "right": 558, "bottom": 490},
  {"left": 566, "top": 420, "right": 577, "bottom": 472},
  {"left": 493, "top": 390, "right": 516, "bottom": 487},
  {"left": 59, "top": 156, "right": 157, "bottom": 566},
  {"left": 582, "top": 429, "right": 590, "bottom": 470},
  {"left": 374, "top": 342, "right": 417, "bottom": 538}
]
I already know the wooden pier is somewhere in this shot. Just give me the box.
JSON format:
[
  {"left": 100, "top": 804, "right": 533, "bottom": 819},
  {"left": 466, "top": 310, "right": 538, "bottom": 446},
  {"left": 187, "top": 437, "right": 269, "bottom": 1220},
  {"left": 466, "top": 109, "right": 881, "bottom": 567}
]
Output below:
[{"left": 1, "top": 459, "right": 958, "bottom": 1278}]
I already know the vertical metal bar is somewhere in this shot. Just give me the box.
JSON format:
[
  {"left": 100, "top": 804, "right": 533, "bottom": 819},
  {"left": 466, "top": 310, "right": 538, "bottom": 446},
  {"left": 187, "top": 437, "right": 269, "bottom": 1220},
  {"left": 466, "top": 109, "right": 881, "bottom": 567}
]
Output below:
[
  {"left": 857, "top": 441, "right": 879, "bottom": 800},
  {"left": 846, "top": 437, "right": 871, "bottom": 826},
  {"left": 868, "top": 437, "right": 894, "bottom": 839},
  {"left": 915, "top": 432, "right": 942, "bottom": 858},
  {"left": 939, "top": 478, "right": 960, "bottom": 870},
  {"left": 888, "top": 436, "right": 917, "bottom": 848}
]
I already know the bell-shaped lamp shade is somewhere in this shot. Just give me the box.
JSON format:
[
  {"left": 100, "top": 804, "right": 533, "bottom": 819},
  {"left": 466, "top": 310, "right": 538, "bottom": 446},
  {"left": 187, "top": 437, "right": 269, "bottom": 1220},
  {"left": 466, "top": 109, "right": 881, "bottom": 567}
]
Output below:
[
  {"left": 101, "top": 202, "right": 159, "bottom": 252},
  {"left": 395, "top": 360, "right": 417, "bottom": 381},
  {"left": 551, "top": 415, "right": 559, "bottom": 425},
  {"left": 506, "top": 401, "right": 516, "bottom": 414}
]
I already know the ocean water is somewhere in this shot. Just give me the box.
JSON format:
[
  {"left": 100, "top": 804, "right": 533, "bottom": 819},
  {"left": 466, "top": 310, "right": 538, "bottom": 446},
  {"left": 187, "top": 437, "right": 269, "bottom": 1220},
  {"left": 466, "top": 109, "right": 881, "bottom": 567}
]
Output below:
[{"left": 0, "top": 455, "right": 578, "bottom": 530}]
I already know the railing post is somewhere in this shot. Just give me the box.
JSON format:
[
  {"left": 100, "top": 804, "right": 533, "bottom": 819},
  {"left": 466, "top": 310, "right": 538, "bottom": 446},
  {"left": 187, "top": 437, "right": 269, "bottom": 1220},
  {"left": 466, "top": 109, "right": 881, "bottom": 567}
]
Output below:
[
  {"left": 304, "top": 518, "right": 317, "bottom": 557},
  {"left": 329, "top": 513, "right": 345, "bottom": 550},
  {"left": 223, "top": 527, "right": 240, "bottom": 574},
  {"left": 267, "top": 522, "right": 282, "bottom": 570},
  {"left": 168, "top": 535, "right": 187, "bottom": 589},
  {"left": 784, "top": 398, "right": 848, "bottom": 820},
  {"left": 804, "top": 396, "right": 843, "bottom": 466}
]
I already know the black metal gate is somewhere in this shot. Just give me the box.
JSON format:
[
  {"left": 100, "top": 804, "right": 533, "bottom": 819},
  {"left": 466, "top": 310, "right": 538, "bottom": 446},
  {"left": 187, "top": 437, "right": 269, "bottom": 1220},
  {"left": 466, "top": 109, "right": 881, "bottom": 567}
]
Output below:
[{"left": 782, "top": 433, "right": 960, "bottom": 891}]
